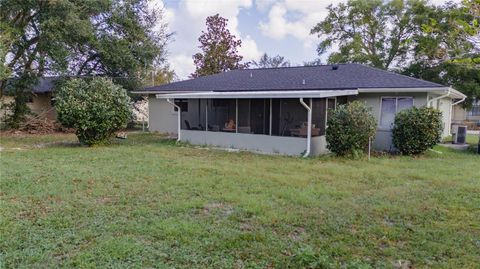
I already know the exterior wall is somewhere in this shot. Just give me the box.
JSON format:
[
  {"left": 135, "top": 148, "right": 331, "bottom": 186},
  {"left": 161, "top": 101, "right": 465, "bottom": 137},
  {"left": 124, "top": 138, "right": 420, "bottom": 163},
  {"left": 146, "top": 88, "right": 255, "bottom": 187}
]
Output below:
[
  {"left": 311, "top": 136, "right": 329, "bottom": 155},
  {"left": 148, "top": 95, "right": 178, "bottom": 133},
  {"left": 181, "top": 130, "right": 312, "bottom": 156},
  {"left": 29, "top": 93, "right": 57, "bottom": 120},
  {"left": 1, "top": 93, "right": 56, "bottom": 121},
  {"left": 349, "top": 92, "right": 454, "bottom": 151},
  {"left": 434, "top": 97, "right": 452, "bottom": 137}
]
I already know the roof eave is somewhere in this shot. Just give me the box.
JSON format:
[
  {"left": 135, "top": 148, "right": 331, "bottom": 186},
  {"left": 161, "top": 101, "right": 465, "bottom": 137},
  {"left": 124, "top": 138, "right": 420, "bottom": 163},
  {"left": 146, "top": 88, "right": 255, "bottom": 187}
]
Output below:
[
  {"left": 155, "top": 89, "right": 359, "bottom": 99},
  {"left": 358, "top": 87, "right": 449, "bottom": 93}
]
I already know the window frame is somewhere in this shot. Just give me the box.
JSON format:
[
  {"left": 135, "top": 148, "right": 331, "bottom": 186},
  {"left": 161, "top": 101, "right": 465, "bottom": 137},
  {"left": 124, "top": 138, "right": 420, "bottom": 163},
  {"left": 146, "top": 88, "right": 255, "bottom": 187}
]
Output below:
[
  {"left": 379, "top": 96, "right": 414, "bottom": 129},
  {"left": 172, "top": 99, "right": 188, "bottom": 113}
]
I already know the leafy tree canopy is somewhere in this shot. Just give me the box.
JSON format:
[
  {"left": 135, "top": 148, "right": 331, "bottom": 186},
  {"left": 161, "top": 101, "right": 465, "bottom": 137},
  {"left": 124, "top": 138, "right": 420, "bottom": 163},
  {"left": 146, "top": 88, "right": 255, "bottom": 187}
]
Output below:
[
  {"left": 403, "top": 0, "right": 480, "bottom": 107},
  {"left": 311, "top": 0, "right": 425, "bottom": 69},
  {"left": 311, "top": 0, "right": 479, "bottom": 105},
  {"left": 0, "top": 0, "right": 170, "bottom": 125},
  {"left": 141, "top": 64, "right": 176, "bottom": 87},
  {"left": 252, "top": 53, "right": 290, "bottom": 68},
  {"left": 191, "top": 14, "right": 248, "bottom": 78}
]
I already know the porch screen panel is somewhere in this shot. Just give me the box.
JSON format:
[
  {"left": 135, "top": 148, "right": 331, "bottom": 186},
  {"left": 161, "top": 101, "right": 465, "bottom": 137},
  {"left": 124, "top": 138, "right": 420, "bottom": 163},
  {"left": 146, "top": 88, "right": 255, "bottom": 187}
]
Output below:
[
  {"left": 271, "top": 99, "right": 281, "bottom": 135},
  {"left": 312, "top": 98, "right": 326, "bottom": 136},
  {"left": 327, "top": 98, "right": 336, "bottom": 122},
  {"left": 337, "top": 96, "right": 348, "bottom": 105},
  {"left": 238, "top": 99, "right": 251, "bottom": 133},
  {"left": 181, "top": 99, "right": 205, "bottom": 130},
  {"left": 277, "top": 99, "right": 307, "bottom": 137},
  {"left": 207, "top": 99, "right": 236, "bottom": 132},
  {"left": 250, "top": 99, "right": 269, "bottom": 135}
]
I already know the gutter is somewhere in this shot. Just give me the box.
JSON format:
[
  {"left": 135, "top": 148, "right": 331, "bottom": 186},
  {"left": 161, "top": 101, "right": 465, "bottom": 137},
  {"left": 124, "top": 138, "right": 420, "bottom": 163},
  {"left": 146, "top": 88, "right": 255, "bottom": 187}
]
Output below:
[
  {"left": 427, "top": 88, "right": 450, "bottom": 108},
  {"left": 449, "top": 95, "right": 467, "bottom": 129},
  {"left": 299, "top": 98, "right": 312, "bottom": 157},
  {"left": 166, "top": 98, "right": 181, "bottom": 142}
]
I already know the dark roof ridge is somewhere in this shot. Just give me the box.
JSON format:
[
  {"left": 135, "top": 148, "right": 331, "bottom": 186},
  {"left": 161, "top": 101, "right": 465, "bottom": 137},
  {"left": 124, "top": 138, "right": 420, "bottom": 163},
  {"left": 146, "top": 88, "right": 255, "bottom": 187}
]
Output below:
[
  {"left": 358, "top": 63, "right": 444, "bottom": 88},
  {"left": 241, "top": 63, "right": 351, "bottom": 71}
]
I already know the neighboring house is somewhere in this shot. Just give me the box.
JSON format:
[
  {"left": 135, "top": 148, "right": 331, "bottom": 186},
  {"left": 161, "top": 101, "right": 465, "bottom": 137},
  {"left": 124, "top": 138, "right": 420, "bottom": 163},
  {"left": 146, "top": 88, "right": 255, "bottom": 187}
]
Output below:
[
  {"left": 452, "top": 99, "right": 480, "bottom": 127},
  {"left": 134, "top": 63, "right": 466, "bottom": 156},
  {"left": 1, "top": 77, "right": 57, "bottom": 121}
]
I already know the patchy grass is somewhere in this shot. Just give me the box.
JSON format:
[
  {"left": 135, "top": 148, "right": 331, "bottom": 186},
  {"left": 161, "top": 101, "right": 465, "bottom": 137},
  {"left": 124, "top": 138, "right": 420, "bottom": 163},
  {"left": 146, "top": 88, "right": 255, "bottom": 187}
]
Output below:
[
  {"left": 1, "top": 133, "right": 479, "bottom": 268},
  {"left": 443, "top": 134, "right": 479, "bottom": 145}
]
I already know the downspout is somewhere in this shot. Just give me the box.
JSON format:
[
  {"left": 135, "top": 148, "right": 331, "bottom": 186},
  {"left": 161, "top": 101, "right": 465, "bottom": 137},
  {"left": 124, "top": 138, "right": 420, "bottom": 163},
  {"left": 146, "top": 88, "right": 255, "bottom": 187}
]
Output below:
[
  {"left": 299, "top": 98, "right": 312, "bottom": 157},
  {"left": 166, "top": 98, "right": 181, "bottom": 142},
  {"left": 427, "top": 89, "right": 450, "bottom": 108},
  {"left": 449, "top": 95, "right": 467, "bottom": 130}
]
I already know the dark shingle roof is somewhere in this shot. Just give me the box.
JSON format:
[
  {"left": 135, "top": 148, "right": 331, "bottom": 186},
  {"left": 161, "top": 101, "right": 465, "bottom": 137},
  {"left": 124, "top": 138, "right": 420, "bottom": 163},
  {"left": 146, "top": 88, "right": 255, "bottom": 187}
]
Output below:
[
  {"left": 2, "top": 77, "right": 57, "bottom": 93},
  {"left": 141, "top": 63, "right": 444, "bottom": 93},
  {"left": 31, "top": 77, "right": 56, "bottom": 93}
]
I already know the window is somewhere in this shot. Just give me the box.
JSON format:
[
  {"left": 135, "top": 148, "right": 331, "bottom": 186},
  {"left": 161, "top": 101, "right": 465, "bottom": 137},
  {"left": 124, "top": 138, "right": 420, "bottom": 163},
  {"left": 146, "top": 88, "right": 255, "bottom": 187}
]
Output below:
[
  {"left": 174, "top": 99, "right": 188, "bottom": 112},
  {"left": 470, "top": 99, "right": 480, "bottom": 116},
  {"left": 380, "top": 97, "right": 413, "bottom": 127}
]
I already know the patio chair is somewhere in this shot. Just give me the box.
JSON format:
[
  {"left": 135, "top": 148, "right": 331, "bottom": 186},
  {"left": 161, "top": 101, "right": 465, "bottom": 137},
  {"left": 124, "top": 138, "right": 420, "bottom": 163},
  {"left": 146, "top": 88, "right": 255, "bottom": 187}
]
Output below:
[{"left": 185, "top": 120, "right": 200, "bottom": 130}]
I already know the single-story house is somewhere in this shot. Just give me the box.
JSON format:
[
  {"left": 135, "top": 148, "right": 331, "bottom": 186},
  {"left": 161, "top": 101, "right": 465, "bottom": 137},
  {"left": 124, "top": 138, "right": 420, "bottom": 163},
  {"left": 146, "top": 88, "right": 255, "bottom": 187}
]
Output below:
[
  {"left": 452, "top": 99, "right": 480, "bottom": 128},
  {"left": 0, "top": 77, "right": 57, "bottom": 121},
  {"left": 136, "top": 63, "right": 466, "bottom": 156},
  {"left": 1, "top": 77, "right": 149, "bottom": 124}
]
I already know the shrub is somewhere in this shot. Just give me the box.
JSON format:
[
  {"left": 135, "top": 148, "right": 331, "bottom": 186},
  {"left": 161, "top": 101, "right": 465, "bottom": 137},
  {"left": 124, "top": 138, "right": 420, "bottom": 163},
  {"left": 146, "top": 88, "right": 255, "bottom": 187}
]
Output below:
[
  {"left": 392, "top": 107, "right": 442, "bottom": 155},
  {"left": 55, "top": 78, "right": 132, "bottom": 146},
  {"left": 326, "top": 101, "right": 377, "bottom": 157}
]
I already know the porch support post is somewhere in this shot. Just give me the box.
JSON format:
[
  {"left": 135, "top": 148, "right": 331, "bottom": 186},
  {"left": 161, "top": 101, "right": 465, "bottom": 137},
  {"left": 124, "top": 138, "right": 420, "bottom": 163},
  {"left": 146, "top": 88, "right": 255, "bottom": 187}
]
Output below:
[
  {"left": 299, "top": 98, "right": 312, "bottom": 157},
  {"left": 236, "top": 98, "right": 238, "bottom": 133},
  {"left": 166, "top": 98, "right": 181, "bottom": 142},
  {"left": 205, "top": 99, "right": 208, "bottom": 131},
  {"left": 269, "top": 98, "right": 272, "bottom": 136}
]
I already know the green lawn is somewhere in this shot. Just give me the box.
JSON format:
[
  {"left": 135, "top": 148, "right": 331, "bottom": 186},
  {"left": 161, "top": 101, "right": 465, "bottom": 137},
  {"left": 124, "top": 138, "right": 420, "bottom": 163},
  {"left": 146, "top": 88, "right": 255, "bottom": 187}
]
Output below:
[
  {"left": 1, "top": 133, "right": 479, "bottom": 268},
  {"left": 443, "top": 134, "right": 479, "bottom": 146}
]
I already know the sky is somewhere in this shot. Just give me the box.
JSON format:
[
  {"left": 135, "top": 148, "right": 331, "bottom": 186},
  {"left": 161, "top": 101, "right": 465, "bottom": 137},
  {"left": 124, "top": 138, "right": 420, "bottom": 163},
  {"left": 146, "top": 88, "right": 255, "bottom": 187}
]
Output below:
[{"left": 152, "top": 0, "right": 457, "bottom": 79}]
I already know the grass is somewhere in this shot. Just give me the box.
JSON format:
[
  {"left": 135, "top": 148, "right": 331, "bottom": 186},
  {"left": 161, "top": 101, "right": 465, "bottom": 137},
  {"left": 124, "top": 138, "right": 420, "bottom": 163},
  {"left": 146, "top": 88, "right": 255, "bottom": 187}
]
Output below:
[
  {"left": 442, "top": 134, "right": 479, "bottom": 146},
  {"left": 1, "top": 132, "right": 479, "bottom": 268}
]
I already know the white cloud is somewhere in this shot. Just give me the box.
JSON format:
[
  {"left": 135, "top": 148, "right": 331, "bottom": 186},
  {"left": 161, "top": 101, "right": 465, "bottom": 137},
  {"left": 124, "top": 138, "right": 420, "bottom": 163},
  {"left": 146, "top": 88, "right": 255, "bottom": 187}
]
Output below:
[
  {"left": 170, "top": 54, "right": 194, "bottom": 80},
  {"left": 255, "top": 0, "right": 276, "bottom": 11},
  {"left": 239, "top": 35, "right": 263, "bottom": 62},
  {"left": 259, "top": 1, "right": 333, "bottom": 48}
]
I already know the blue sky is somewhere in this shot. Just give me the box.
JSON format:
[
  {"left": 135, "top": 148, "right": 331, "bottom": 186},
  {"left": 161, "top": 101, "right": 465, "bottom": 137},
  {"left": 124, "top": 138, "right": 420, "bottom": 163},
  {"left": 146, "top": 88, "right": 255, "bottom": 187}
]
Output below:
[{"left": 154, "top": 0, "right": 455, "bottom": 79}]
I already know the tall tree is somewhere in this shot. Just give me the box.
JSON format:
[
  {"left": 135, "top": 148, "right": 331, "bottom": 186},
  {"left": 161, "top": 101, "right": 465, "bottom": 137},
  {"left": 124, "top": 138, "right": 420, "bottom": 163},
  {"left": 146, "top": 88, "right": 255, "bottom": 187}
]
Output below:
[
  {"left": 141, "top": 64, "right": 176, "bottom": 87},
  {"left": 191, "top": 14, "right": 247, "bottom": 78},
  {"left": 403, "top": 0, "right": 480, "bottom": 107},
  {"left": 311, "top": 0, "right": 426, "bottom": 69},
  {"left": 252, "top": 53, "right": 290, "bottom": 68},
  {"left": 0, "top": 0, "right": 170, "bottom": 126},
  {"left": 311, "top": 0, "right": 479, "bottom": 106}
]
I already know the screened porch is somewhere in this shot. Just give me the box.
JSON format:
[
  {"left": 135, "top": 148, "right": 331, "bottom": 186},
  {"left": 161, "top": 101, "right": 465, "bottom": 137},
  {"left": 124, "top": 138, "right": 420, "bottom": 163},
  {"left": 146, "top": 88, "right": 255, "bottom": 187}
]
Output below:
[{"left": 176, "top": 97, "right": 346, "bottom": 138}]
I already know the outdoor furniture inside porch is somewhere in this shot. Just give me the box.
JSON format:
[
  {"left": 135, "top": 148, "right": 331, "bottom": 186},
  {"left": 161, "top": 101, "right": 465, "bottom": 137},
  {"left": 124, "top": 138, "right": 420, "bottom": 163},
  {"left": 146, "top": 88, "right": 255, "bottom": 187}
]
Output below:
[
  {"left": 290, "top": 123, "right": 321, "bottom": 137},
  {"left": 178, "top": 98, "right": 335, "bottom": 138}
]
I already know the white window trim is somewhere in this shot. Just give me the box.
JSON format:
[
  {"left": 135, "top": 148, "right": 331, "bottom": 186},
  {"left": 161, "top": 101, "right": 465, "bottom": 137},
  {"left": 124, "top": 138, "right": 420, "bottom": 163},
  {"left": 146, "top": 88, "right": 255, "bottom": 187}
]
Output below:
[{"left": 379, "top": 96, "right": 414, "bottom": 130}]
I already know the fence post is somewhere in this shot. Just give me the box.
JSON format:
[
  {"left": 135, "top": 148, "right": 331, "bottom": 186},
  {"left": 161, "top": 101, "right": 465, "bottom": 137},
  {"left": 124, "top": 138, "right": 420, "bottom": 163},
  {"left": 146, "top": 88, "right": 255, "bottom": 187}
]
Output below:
[{"left": 368, "top": 137, "right": 371, "bottom": 160}]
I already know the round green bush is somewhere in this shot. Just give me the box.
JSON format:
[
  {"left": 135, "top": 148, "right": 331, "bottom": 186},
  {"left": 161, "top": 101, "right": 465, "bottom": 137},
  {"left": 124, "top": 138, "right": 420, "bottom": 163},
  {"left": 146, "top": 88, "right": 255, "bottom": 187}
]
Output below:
[
  {"left": 392, "top": 107, "right": 443, "bottom": 155},
  {"left": 55, "top": 78, "right": 132, "bottom": 146},
  {"left": 326, "top": 101, "right": 377, "bottom": 157}
]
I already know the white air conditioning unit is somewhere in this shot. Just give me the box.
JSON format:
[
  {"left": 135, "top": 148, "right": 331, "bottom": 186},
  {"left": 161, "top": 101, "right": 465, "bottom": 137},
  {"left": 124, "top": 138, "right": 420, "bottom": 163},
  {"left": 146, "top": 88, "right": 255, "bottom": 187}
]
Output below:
[{"left": 451, "top": 125, "right": 467, "bottom": 144}]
